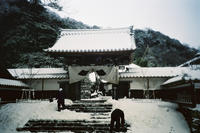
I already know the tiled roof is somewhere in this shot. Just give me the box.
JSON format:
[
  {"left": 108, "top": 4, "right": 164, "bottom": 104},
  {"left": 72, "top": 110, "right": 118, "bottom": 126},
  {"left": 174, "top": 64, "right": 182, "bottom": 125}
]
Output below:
[
  {"left": 8, "top": 67, "right": 191, "bottom": 80},
  {"left": 125, "top": 63, "right": 141, "bottom": 68},
  {"left": 0, "top": 78, "right": 28, "bottom": 88},
  {"left": 8, "top": 68, "right": 67, "bottom": 79},
  {"left": 119, "top": 63, "right": 141, "bottom": 72},
  {"left": 119, "top": 67, "right": 187, "bottom": 78},
  {"left": 179, "top": 56, "right": 200, "bottom": 67},
  {"left": 162, "top": 69, "right": 200, "bottom": 85},
  {"left": 45, "top": 27, "right": 136, "bottom": 53}
]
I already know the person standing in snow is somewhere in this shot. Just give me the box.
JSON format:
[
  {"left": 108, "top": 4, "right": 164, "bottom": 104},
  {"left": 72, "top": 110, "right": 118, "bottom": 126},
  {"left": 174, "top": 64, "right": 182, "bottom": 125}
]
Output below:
[
  {"left": 57, "top": 88, "right": 65, "bottom": 111},
  {"left": 110, "top": 108, "right": 125, "bottom": 132}
]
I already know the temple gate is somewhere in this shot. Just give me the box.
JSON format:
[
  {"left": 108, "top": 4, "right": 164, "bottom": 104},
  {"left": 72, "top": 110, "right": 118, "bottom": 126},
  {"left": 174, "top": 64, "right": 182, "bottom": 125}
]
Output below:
[{"left": 45, "top": 26, "right": 136, "bottom": 100}]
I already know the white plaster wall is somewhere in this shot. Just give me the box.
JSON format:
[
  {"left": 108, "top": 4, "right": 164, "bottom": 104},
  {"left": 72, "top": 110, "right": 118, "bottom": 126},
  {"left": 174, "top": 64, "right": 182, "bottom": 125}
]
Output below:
[
  {"left": 149, "top": 78, "right": 168, "bottom": 90},
  {"left": 107, "top": 84, "right": 112, "bottom": 90},
  {"left": 44, "top": 79, "right": 60, "bottom": 91},
  {"left": 130, "top": 78, "right": 146, "bottom": 90},
  {"left": 27, "top": 80, "right": 42, "bottom": 91},
  {"left": 26, "top": 79, "right": 67, "bottom": 91},
  {"left": 26, "top": 77, "right": 169, "bottom": 91},
  {"left": 130, "top": 77, "right": 169, "bottom": 90}
]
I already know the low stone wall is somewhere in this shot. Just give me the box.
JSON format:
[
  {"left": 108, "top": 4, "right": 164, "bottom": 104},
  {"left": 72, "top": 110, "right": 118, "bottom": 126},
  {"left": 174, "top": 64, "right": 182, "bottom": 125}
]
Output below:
[{"left": 178, "top": 106, "right": 200, "bottom": 133}]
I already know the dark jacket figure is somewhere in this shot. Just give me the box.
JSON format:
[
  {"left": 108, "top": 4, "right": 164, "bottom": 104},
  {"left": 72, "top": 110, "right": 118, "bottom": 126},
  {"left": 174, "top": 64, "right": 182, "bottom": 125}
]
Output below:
[
  {"left": 57, "top": 88, "right": 65, "bottom": 111},
  {"left": 110, "top": 109, "right": 125, "bottom": 132}
]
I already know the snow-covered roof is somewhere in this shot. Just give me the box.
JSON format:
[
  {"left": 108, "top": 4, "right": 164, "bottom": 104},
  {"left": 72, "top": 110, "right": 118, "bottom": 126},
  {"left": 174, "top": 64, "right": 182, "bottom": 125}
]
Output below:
[
  {"left": 119, "top": 63, "right": 141, "bottom": 72},
  {"left": 0, "top": 78, "right": 28, "bottom": 88},
  {"left": 179, "top": 56, "right": 200, "bottom": 67},
  {"left": 125, "top": 63, "right": 141, "bottom": 68},
  {"left": 162, "top": 69, "right": 200, "bottom": 85},
  {"left": 45, "top": 27, "right": 136, "bottom": 53},
  {"left": 8, "top": 67, "right": 190, "bottom": 79},
  {"left": 119, "top": 67, "right": 187, "bottom": 78},
  {"left": 8, "top": 68, "right": 67, "bottom": 79}
]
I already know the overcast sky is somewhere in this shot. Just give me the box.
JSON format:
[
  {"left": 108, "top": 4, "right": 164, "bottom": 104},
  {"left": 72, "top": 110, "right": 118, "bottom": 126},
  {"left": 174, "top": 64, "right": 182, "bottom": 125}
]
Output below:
[{"left": 56, "top": 0, "right": 200, "bottom": 48}]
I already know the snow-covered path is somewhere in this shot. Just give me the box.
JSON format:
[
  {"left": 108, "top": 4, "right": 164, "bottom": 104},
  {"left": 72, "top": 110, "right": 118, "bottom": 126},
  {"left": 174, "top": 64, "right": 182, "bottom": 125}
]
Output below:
[{"left": 0, "top": 98, "right": 190, "bottom": 133}]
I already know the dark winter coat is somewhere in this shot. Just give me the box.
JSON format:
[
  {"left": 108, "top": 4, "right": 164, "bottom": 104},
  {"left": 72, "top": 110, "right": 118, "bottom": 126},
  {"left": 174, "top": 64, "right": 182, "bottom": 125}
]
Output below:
[
  {"left": 110, "top": 109, "right": 125, "bottom": 132},
  {"left": 57, "top": 90, "right": 64, "bottom": 103}
]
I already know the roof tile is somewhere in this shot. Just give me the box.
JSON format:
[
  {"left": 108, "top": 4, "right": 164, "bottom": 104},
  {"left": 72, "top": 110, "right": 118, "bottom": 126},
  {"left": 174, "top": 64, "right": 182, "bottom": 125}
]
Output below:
[
  {"left": 0, "top": 78, "right": 28, "bottom": 87},
  {"left": 8, "top": 68, "right": 67, "bottom": 79},
  {"left": 45, "top": 27, "right": 136, "bottom": 53}
]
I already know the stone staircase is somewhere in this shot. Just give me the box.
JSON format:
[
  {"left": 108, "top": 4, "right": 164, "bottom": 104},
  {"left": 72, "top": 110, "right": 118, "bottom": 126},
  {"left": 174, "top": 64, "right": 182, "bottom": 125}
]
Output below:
[
  {"left": 17, "top": 99, "right": 130, "bottom": 133},
  {"left": 17, "top": 119, "right": 129, "bottom": 133},
  {"left": 65, "top": 99, "right": 113, "bottom": 113}
]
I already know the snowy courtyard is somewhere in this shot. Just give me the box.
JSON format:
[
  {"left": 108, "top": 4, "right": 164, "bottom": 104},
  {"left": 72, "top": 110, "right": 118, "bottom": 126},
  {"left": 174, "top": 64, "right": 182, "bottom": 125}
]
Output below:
[{"left": 0, "top": 97, "right": 190, "bottom": 133}]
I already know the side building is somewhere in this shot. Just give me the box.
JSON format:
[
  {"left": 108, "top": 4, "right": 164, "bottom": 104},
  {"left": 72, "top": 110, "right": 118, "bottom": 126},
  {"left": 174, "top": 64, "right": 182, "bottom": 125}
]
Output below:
[
  {"left": 119, "top": 66, "right": 185, "bottom": 99},
  {"left": 160, "top": 52, "right": 200, "bottom": 106},
  {"left": 0, "top": 66, "right": 28, "bottom": 102},
  {"left": 8, "top": 68, "right": 67, "bottom": 99},
  {"left": 7, "top": 65, "right": 188, "bottom": 100}
]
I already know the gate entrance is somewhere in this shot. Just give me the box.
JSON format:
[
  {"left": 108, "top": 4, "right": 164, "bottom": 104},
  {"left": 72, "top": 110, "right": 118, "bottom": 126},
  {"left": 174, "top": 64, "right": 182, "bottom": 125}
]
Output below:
[
  {"left": 45, "top": 27, "right": 136, "bottom": 100},
  {"left": 118, "top": 81, "right": 130, "bottom": 98}
]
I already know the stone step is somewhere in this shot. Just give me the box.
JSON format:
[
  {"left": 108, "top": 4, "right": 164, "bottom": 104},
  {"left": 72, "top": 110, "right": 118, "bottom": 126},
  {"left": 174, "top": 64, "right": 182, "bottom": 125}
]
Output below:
[
  {"left": 90, "top": 116, "right": 110, "bottom": 119},
  {"left": 66, "top": 106, "right": 112, "bottom": 110},
  {"left": 74, "top": 99, "right": 107, "bottom": 103},
  {"left": 26, "top": 119, "right": 110, "bottom": 125},
  {"left": 65, "top": 102, "right": 112, "bottom": 113},
  {"left": 68, "top": 103, "right": 113, "bottom": 107},
  {"left": 90, "top": 113, "right": 110, "bottom": 120},
  {"left": 67, "top": 108, "right": 112, "bottom": 113},
  {"left": 18, "top": 129, "right": 127, "bottom": 133},
  {"left": 17, "top": 119, "right": 129, "bottom": 132},
  {"left": 90, "top": 113, "right": 110, "bottom": 116}
]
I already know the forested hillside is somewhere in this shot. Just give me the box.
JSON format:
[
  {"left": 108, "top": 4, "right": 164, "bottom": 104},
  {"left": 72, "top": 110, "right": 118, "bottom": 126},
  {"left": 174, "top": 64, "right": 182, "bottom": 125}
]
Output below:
[
  {"left": 133, "top": 29, "right": 198, "bottom": 67},
  {"left": 0, "top": 0, "right": 198, "bottom": 68},
  {"left": 0, "top": 0, "right": 98, "bottom": 68}
]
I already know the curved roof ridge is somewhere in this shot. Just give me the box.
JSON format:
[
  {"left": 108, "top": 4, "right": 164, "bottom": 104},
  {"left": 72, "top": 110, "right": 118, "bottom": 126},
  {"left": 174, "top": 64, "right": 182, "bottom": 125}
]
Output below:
[
  {"left": 59, "top": 26, "right": 133, "bottom": 37},
  {"left": 61, "top": 26, "right": 133, "bottom": 32}
]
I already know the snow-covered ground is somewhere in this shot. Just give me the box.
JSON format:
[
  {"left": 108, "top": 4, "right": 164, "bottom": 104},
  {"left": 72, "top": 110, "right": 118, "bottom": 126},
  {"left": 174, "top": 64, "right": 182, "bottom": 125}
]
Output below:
[
  {"left": 0, "top": 99, "right": 90, "bottom": 133},
  {"left": 107, "top": 98, "right": 190, "bottom": 133},
  {"left": 0, "top": 98, "right": 190, "bottom": 133},
  {"left": 191, "top": 104, "right": 200, "bottom": 111}
]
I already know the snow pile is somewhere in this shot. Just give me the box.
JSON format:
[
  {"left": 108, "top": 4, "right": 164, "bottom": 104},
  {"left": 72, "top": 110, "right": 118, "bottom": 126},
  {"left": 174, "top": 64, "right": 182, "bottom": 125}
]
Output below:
[
  {"left": 191, "top": 104, "right": 200, "bottom": 111},
  {"left": 107, "top": 98, "right": 190, "bottom": 133},
  {"left": 0, "top": 99, "right": 90, "bottom": 133},
  {"left": 0, "top": 102, "right": 38, "bottom": 133}
]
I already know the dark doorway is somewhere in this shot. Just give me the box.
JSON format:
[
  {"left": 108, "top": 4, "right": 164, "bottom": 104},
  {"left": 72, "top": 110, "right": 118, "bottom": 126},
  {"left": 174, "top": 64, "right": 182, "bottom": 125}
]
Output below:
[
  {"left": 59, "top": 81, "right": 81, "bottom": 101},
  {"left": 117, "top": 81, "right": 130, "bottom": 98}
]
